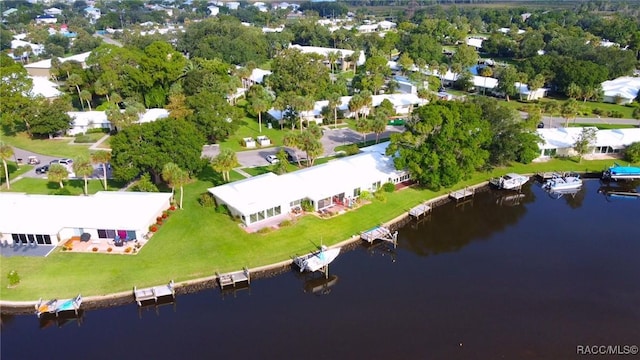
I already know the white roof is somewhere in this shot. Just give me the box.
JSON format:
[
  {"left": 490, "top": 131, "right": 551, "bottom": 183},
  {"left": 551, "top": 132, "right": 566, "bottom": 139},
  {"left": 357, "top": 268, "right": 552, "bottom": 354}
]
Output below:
[
  {"left": 514, "top": 81, "right": 547, "bottom": 95},
  {"left": 138, "top": 108, "right": 169, "bottom": 123},
  {"left": 68, "top": 111, "right": 110, "bottom": 126},
  {"left": 25, "top": 51, "right": 92, "bottom": 70},
  {"left": 208, "top": 142, "right": 403, "bottom": 214},
  {"left": 466, "top": 37, "right": 483, "bottom": 48},
  {"left": 0, "top": 192, "right": 172, "bottom": 235},
  {"left": 601, "top": 76, "right": 640, "bottom": 100},
  {"left": 249, "top": 68, "right": 272, "bottom": 83},
  {"left": 288, "top": 44, "right": 366, "bottom": 65},
  {"left": 473, "top": 75, "right": 498, "bottom": 89},
  {"left": 536, "top": 127, "right": 640, "bottom": 149},
  {"left": 28, "top": 76, "right": 61, "bottom": 98}
]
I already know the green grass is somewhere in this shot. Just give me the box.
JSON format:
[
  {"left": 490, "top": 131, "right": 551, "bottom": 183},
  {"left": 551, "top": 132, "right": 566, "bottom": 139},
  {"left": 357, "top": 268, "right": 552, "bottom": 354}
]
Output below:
[
  {"left": 218, "top": 117, "right": 288, "bottom": 152},
  {"left": 73, "top": 132, "right": 107, "bottom": 143},
  {"left": 0, "top": 132, "right": 93, "bottom": 158},
  {"left": 0, "top": 157, "right": 629, "bottom": 301},
  {"left": 1, "top": 162, "right": 34, "bottom": 188},
  {"left": 497, "top": 97, "right": 637, "bottom": 119},
  {"left": 7, "top": 177, "right": 126, "bottom": 195}
]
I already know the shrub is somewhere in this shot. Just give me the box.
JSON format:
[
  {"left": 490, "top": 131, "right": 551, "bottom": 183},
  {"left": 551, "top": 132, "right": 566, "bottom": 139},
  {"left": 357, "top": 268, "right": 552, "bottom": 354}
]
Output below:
[
  {"left": 382, "top": 182, "right": 395, "bottom": 193},
  {"left": 124, "top": 247, "right": 132, "bottom": 253},
  {"left": 107, "top": 247, "right": 113, "bottom": 252},
  {"left": 162, "top": 211, "right": 168, "bottom": 219},
  {"left": 149, "top": 225, "right": 158, "bottom": 232},
  {"left": 591, "top": 108, "right": 604, "bottom": 115},
  {"left": 359, "top": 190, "right": 373, "bottom": 201},
  {"left": 215, "top": 204, "right": 230, "bottom": 214},
  {"left": 301, "top": 199, "right": 314, "bottom": 212},
  {"left": 374, "top": 190, "right": 387, "bottom": 202},
  {"left": 169, "top": 205, "right": 176, "bottom": 211},
  {"left": 74, "top": 135, "right": 93, "bottom": 143},
  {"left": 607, "top": 110, "right": 624, "bottom": 118},
  {"left": 343, "top": 144, "right": 360, "bottom": 156},
  {"left": 86, "top": 127, "right": 109, "bottom": 134},
  {"left": 52, "top": 187, "right": 71, "bottom": 196},
  {"left": 624, "top": 142, "right": 640, "bottom": 162},
  {"left": 279, "top": 219, "right": 292, "bottom": 227},
  {"left": 199, "top": 192, "right": 215, "bottom": 207},
  {"left": 257, "top": 227, "right": 273, "bottom": 234},
  {"left": 92, "top": 247, "right": 98, "bottom": 252},
  {"left": 7, "top": 270, "right": 20, "bottom": 286}
]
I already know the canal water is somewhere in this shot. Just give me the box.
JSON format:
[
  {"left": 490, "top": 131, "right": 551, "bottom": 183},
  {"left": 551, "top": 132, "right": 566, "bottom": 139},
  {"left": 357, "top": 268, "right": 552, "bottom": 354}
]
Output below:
[{"left": 2, "top": 179, "right": 639, "bottom": 359}]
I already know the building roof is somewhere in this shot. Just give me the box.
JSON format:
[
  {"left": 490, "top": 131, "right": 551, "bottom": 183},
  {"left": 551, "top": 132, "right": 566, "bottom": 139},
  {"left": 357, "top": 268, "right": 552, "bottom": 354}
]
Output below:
[
  {"left": 28, "top": 76, "right": 61, "bottom": 98},
  {"left": 24, "top": 51, "right": 92, "bottom": 70},
  {"left": 536, "top": 127, "right": 640, "bottom": 150},
  {"left": 208, "top": 142, "right": 403, "bottom": 215},
  {"left": 288, "top": 44, "right": 366, "bottom": 65},
  {"left": 67, "top": 111, "right": 110, "bottom": 126},
  {"left": 601, "top": 76, "right": 640, "bottom": 100},
  {"left": 0, "top": 192, "right": 172, "bottom": 235}
]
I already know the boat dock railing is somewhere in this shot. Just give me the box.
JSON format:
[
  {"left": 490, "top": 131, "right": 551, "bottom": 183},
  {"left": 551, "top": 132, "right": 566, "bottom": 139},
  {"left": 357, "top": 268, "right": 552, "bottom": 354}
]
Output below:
[
  {"left": 409, "top": 203, "right": 432, "bottom": 219},
  {"left": 449, "top": 187, "right": 475, "bottom": 202},
  {"left": 360, "top": 226, "right": 398, "bottom": 248}
]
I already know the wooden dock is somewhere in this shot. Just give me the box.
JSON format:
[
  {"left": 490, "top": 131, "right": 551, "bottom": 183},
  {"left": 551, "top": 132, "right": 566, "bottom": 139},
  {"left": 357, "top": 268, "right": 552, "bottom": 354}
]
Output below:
[
  {"left": 216, "top": 268, "right": 251, "bottom": 289},
  {"left": 409, "top": 203, "right": 431, "bottom": 219},
  {"left": 449, "top": 187, "right": 475, "bottom": 201},
  {"left": 360, "top": 226, "right": 398, "bottom": 248},
  {"left": 133, "top": 280, "right": 175, "bottom": 306}
]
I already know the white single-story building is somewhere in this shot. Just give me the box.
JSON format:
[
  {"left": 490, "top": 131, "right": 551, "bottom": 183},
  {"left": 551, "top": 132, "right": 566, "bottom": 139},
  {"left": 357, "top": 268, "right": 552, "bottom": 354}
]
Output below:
[
  {"left": 28, "top": 76, "right": 61, "bottom": 99},
  {"left": 11, "top": 38, "right": 45, "bottom": 57},
  {"left": 67, "top": 108, "right": 170, "bottom": 135},
  {"left": 36, "top": 14, "right": 57, "bottom": 24},
  {"left": 601, "top": 76, "right": 640, "bottom": 104},
  {"left": 534, "top": 127, "right": 640, "bottom": 161},
  {"left": 208, "top": 142, "right": 410, "bottom": 227},
  {"left": 24, "top": 51, "right": 92, "bottom": 78},
  {"left": 267, "top": 93, "right": 427, "bottom": 124},
  {"left": 288, "top": 44, "right": 366, "bottom": 67},
  {"left": 466, "top": 37, "right": 484, "bottom": 49},
  {"left": 514, "top": 82, "right": 548, "bottom": 101},
  {"left": 0, "top": 192, "right": 172, "bottom": 247}
]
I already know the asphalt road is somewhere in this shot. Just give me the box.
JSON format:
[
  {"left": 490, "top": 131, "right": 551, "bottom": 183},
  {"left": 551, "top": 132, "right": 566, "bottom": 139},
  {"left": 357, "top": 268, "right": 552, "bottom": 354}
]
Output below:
[{"left": 9, "top": 147, "right": 111, "bottom": 181}]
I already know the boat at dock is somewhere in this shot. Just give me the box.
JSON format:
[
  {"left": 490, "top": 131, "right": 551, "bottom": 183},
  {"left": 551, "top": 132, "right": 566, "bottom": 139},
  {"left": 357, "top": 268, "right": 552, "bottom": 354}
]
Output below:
[
  {"left": 35, "top": 294, "right": 82, "bottom": 318},
  {"left": 293, "top": 246, "right": 341, "bottom": 273},
  {"left": 603, "top": 164, "right": 640, "bottom": 181},
  {"left": 489, "top": 173, "right": 529, "bottom": 190},
  {"left": 543, "top": 173, "right": 582, "bottom": 192}
]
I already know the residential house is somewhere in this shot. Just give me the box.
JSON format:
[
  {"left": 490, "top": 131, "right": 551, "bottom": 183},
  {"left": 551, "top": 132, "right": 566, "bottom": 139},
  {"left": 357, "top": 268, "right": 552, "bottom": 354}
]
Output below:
[
  {"left": 514, "top": 82, "right": 548, "bottom": 101},
  {"left": 601, "top": 76, "right": 640, "bottom": 105},
  {"left": 67, "top": 108, "right": 169, "bottom": 135},
  {"left": 208, "top": 142, "right": 410, "bottom": 227},
  {"left": 534, "top": 127, "right": 640, "bottom": 161},
  {"left": 288, "top": 44, "right": 366, "bottom": 68},
  {"left": 0, "top": 192, "right": 172, "bottom": 247},
  {"left": 84, "top": 6, "right": 101, "bottom": 23},
  {"left": 24, "top": 51, "right": 92, "bottom": 77},
  {"left": 44, "top": 7, "right": 63, "bottom": 16},
  {"left": 36, "top": 14, "right": 58, "bottom": 24},
  {"left": 27, "top": 76, "right": 61, "bottom": 100}
]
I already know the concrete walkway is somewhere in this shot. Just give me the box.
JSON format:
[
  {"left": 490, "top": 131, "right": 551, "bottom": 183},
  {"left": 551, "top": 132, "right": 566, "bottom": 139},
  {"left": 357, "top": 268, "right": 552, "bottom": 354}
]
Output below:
[
  {"left": 234, "top": 168, "right": 252, "bottom": 178},
  {"left": 89, "top": 134, "right": 111, "bottom": 151}
]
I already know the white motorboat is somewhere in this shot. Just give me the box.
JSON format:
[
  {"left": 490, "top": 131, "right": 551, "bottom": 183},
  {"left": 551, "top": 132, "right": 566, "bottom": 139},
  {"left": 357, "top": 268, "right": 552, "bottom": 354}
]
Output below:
[
  {"left": 294, "top": 246, "right": 341, "bottom": 273},
  {"left": 543, "top": 173, "right": 582, "bottom": 192},
  {"left": 490, "top": 173, "right": 529, "bottom": 190}
]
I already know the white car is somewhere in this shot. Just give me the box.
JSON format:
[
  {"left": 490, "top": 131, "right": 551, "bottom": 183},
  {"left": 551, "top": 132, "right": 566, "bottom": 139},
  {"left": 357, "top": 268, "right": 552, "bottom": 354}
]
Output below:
[{"left": 266, "top": 155, "right": 279, "bottom": 164}]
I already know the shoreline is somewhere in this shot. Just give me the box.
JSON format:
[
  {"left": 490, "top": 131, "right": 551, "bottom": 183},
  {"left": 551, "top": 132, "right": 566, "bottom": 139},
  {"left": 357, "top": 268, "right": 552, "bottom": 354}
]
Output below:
[{"left": 2, "top": 173, "right": 600, "bottom": 314}]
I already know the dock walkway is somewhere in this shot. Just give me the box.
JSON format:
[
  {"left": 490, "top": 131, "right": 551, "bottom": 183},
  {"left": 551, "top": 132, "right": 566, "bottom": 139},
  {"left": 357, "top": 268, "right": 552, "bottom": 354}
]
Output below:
[
  {"left": 409, "top": 203, "right": 431, "bottom": 218},
  {"left": 360, "top": 226, "right": 398, "bottom": 247},
  {"left": 449, "top": 187, "right": 474, "bottom": 201},
  {"left": 216, "top": 268, "right": 251, "bottom": 289},
  {"left": 133, "top": 280, "right": 175, "bottom": 306}
]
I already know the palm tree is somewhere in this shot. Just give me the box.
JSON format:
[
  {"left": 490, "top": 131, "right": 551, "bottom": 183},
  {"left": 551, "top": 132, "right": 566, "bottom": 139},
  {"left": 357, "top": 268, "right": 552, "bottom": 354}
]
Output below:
[
  {"left": 283, "top": 131, "right": 302, "bottom": 167},
  {"left": 360, "top": 90, "right": 373, "bottom": 119},
  {"left": 251, "top": 98, "right": 268, "bottom": 133},
  {"left": 349, "top": 94, "right": 363, "bottom": 121},
  {"left": 73, "top": 156, "right": 94, "bottom": 195},
  {"left": 94, "top": 79, "right": 110, "bottom": 103},
  {"left": 292, "top": 96, "right": 314, "bottom": 132},
  {"left": 327, "top": 93, "right": 341, "bottom": 129},
  {"left": 162, "top": 162, "right": 181, "bottom": 200},
  {"left": 561, "top": 99, "right": 580, "bottom": 127},
  {"left": 48, "top": 164, "right": 69, "bottom": 189},
  {"left": 327, "top": 51, "right": 340, "bottom": 77},
  {"left": 80, "top": 89, "right": 93, "bottom": 111},
  {"left": 67, "top": 73, "right": 85, "bottom": 110},
  {"left": 371, "top": 112, "right": 387, "bottom": 143},
  {"left": 0, "top": 143, "right": 14, "bottom": 190},
  {"left": 90, "top": 150, "right": 111, "bottom": 190},
  {"left": 173, "top": 167, "right": 190, "bottom": 209},
  {"left": 210, "top": 148, "right": 239, "bottom": 182}
]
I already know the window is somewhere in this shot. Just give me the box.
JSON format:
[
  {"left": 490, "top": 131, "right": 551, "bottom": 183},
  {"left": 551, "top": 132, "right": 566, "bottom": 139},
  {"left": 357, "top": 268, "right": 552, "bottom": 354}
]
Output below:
[
  {"left": 36, "top": 234, "right": 45, "bottom": 244},
  {"left": 353, "top": 187, "right": 361, "bottom": 197},
  {"left": 267, "top": 208, "right": 274, "bottom": 217},
  {"left": 275, "top": 206, "right": 281, "bottom": 215},
  {"left": 106, "top": 229, "right": 116, "bottom": 238},
  {"left": 44, "top": 235, "right": 52, "bottom": 244},
  {"left": 98, "top": 229, "right": 107, "bottom": 238},
  {"left": 28, "top": 234, "right": 35, "bottom": 244},
  {"left": 257, "top": 211, "right": 265, "bottom": 221},
  {"left": 250, "top": 213, "right": 258, "bottom": 223},
  {"left": 543, "top": 149, "right": 557, "bottom": 157}
]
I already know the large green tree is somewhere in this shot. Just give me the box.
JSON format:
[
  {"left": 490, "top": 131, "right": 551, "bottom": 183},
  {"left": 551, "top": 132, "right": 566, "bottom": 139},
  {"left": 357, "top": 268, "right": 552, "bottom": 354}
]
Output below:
[
  {"left": 387, "top": 101, "right": 491, "bottom": 189},
  {"left": 0, "top": 54, "right": 33, "bottom": 134},
  {"left": 110, "top": 119, "right": 206, "bottom": 184},
  {"left": 266, "top": 48, "right": 331, "bottom": 100}
]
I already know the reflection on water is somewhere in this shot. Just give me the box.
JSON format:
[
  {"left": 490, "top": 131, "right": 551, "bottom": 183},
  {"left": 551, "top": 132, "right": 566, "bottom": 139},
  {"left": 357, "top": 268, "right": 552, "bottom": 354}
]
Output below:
[{"left": 2, "top": 179, "right": 639, "bottom": 360}]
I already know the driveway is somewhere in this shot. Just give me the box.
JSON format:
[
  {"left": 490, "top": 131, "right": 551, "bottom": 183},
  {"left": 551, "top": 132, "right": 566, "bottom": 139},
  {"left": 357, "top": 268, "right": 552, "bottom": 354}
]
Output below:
[{"left": 9, "top": 147, "right": 111, "bottom": 181}]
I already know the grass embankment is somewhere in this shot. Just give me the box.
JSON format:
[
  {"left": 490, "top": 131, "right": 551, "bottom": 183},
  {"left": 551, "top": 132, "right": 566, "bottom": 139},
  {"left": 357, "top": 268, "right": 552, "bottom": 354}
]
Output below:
[
  {"left": 0, "top": 132, "right": 93, "bottom": 158},
  {"left": 0, "top": 158, "right": 624, "bottom": 301}
]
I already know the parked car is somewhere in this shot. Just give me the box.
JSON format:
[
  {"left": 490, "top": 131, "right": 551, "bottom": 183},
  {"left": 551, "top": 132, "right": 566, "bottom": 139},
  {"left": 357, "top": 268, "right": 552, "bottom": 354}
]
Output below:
[
  {"left": 27, "top": 156, "right": 40, "bottom": 165},
  {"left": 266, "top": 154, "right": 279, "bottom": 164},
  {"left": 50, "top": 158, "right": 74, "bottom": 167},
  {"left": 537, "top": 121, "right": 545, "bottom": 129},
  {"left": 35, "top": 165, "right": 49, "bottom": 174}
]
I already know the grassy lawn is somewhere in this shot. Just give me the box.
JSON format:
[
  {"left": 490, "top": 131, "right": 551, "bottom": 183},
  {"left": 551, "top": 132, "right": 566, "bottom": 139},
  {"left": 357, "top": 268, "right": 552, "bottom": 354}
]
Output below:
[
  {"left": 73, "top": 132, "right": 108, "bottom": 143},
  {"left": 7, "top": 177, "right": 126, "bottom": 195},
  {"left": 0, "top": 132, "right": 93, "bottom": 158},
  {"left": 0, "top": 162, "right": 34, "bottom": 188},
  {"left": 497, "top": 96, "right": 637, "bottom": 119},
  {"left": 0, "top": 157, "right": 628, "bottom": 301},
  {"left": 218, "top": 117, "right": 288, "bottom": 152}
]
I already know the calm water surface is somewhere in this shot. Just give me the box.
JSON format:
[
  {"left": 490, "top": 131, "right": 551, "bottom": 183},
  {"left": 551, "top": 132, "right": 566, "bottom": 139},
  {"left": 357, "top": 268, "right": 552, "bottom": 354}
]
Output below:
[{"left": 2, "top": 179, "right": 639, "bottom": 360}]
